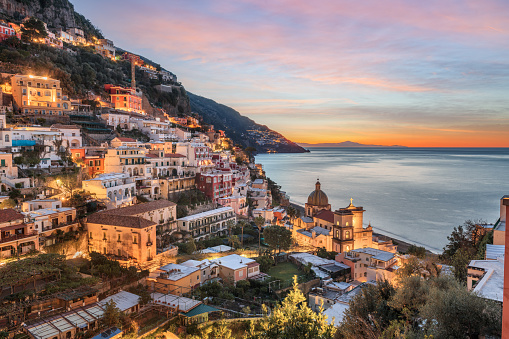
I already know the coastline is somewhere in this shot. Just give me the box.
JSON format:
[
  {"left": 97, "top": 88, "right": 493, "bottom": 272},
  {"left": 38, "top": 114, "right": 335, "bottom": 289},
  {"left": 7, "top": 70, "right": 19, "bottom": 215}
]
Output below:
[{"left": 288, "top": 201, "right": 430, "bottom": 254}]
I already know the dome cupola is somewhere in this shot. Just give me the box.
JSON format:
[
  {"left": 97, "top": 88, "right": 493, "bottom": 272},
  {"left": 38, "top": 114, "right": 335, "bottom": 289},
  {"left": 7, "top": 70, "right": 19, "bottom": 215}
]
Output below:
[{"left": 307, "top": 179, "right": 329, "bottom": 206}]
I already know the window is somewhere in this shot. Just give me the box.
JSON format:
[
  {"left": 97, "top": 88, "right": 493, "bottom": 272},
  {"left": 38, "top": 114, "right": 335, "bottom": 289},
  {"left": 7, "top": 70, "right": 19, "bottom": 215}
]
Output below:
[
  {"left": 239, "top": 270, "right": 243, "bottom": 277},
  {"left": 345, "top": 231, "right": 350, "bottom": 239},
  {"left": 118, "top": 249, "right": 121, "bottom": 256},
  {"left": 133, "top": 235, "right": 137, "bottom": 244},
  {"left": 4, "top": 135, "right": 8, "bottom": 142},
  {"left": 118, "top": 234, "right": 121, "bottom": 242},
  {"left": 0, "top": 160, "right": 4, "bottom": 167},
  {"left": 103, "top": 232, "right": 106, "bottom": 240}
]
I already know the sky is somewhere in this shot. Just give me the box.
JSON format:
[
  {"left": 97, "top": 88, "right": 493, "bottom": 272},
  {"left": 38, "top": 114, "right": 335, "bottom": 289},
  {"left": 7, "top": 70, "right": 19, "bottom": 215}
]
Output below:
[{"left": 73, "top": 0, "right": 509, "bottom": 147}]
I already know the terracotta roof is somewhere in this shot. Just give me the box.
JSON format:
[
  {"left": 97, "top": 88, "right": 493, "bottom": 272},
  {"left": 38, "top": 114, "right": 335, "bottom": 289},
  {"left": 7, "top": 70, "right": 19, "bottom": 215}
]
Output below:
[
  {"left": 0, "top": 209, "right": 25, "bottom": 224},
  {"left": 87, "top": 213, "right": 156, "bottom": 228},
  {"left": 116, "top": 137, "right": 136, "bottom": 142},
  {"left": 165, "top": 153, "right": 185, "bottom": 158},
  {"left": 145, "top": 154, "right": 158, "bottom": 158},
  {"left": 314, "top": 209, "right": 335, "bottom": 223},
  {"left": 100, "top": 200, "right": 177, "bottom": 217}
]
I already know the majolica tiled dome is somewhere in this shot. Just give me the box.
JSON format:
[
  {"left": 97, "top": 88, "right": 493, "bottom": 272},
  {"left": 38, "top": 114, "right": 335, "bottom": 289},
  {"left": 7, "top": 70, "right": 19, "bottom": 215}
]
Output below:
[{"left": 307, "top": 180, "right": 329, "bottom": 206}]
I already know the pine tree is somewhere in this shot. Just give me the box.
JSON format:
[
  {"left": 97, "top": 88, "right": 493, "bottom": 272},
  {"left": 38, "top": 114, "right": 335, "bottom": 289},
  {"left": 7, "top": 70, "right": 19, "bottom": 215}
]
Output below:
[{"left": 246, "top": 276, "right": 336, "bottom": 339}]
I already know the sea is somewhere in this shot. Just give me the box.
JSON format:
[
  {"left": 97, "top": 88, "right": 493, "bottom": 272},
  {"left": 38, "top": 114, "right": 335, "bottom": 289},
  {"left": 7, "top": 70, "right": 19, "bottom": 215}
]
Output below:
[{"left": 256, "top": 147, "right": 509, "bottom": 253}]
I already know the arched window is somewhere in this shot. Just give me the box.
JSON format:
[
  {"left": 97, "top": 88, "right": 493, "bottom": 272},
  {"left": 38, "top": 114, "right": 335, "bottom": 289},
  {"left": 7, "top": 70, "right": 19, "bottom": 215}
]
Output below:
[
  {"left": 346, "top": 222, "right": 349, "bottom": 226},
  {"left": 346, "top": 245, "right": 350, "bottom": 252},
  {"left": 5, "top": 135, "right": 9, "bottom": 142},
  {"left": 345, "top": 231, "right": 350, "bottom": 239}
]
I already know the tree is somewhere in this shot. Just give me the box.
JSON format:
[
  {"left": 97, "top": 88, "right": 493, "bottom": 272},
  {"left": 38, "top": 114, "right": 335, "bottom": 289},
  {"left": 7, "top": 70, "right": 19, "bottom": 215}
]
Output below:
[
  {"left": 246, "top": 276, "right": 336, "bottom": 339},
  {"left": 238, "top": 220, "right": 248, "bottom": 247},
  {"left": 339, "top": 280, "right": 398, "bottom": 339},
  {"left": 8, "top": 189, "right": 21, "bottom": 201},
  {"left": 419, "top": 279, "right": 502, "bottom": 338},
  {"left": 407, "top": 244, "right": 426, "bottom": 258},
  {"left": 185, "top": 238, "right": 197, "bottom": 254},
  {"left": 102, "top": 300, "right": 122, "bottom": 327},
  {"left": 0, "top": 198, "right": 16, "bottom": 209},
  {"left": 287, "top": 206, "right": 296, "bottom": 221},
  {"left": 256, "top": 254, "right": 274, "bottom": 272},
  {"left": 254, "top": 216, "right": 265, "bottom": 255},
  {"left": 263, "top": 225, "right": 292, "bottom": 256},
  {"left": 21, "top": 17, "right": 48, "bottom": 42},
  {"left": 55, "top": 172, "right": 81, "bottom": 197},
  {"left": 211, "top": 320, "right": 232, "bottom": 339}
]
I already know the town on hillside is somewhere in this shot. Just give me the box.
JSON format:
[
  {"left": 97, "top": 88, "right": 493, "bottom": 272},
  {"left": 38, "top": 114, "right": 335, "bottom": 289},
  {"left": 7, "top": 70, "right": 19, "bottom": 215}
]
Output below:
[{"left": 0, "top": 7, "right": 505, "bottom": 339}]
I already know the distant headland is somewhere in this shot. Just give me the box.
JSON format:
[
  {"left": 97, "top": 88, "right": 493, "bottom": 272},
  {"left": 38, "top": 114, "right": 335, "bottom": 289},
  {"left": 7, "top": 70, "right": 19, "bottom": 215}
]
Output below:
[{"left": 297, "top": 141, "right": 408, "bottom": 148}]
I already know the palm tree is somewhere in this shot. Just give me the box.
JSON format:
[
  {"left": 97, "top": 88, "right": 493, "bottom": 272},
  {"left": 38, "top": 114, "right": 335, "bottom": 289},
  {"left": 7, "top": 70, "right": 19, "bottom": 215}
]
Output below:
[
  {"left": 238, "top": 220, "right": 247, "bottom": 247},
  {"left": 254, "top": 216, "right": 265, "bottom": 255}
]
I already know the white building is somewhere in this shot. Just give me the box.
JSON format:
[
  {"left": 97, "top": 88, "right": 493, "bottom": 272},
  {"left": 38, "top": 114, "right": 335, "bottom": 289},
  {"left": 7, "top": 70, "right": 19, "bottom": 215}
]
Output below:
[
  {"left": 178, "top": 206, "right": 235, "bottom": 241},
  {"left": 82, "top": 173, "right": 135, "bottom": 209},
  {"left": 51, "top": 124, "right": 82, "bottom": 148},
  {"left": 467, "top": 257, "right": 504, "bottom": 302}
]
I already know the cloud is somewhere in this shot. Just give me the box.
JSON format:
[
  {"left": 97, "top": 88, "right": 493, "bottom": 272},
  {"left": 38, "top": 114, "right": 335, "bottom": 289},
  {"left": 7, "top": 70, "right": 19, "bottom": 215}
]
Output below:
[{"left": 73, "top": 0, "right": 509, "bottom": 146}]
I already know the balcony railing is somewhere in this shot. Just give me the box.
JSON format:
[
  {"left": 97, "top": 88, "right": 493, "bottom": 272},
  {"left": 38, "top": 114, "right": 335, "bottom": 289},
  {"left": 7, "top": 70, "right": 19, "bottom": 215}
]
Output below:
[{"left": 0, "top": 231, "right": 38, "bottom": 244}]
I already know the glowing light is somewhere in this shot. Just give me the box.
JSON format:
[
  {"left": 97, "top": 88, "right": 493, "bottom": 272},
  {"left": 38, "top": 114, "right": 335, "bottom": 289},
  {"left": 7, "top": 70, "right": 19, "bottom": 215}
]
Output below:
[{"left": 28, "top": 75, "right": 34, "bottom": 78}]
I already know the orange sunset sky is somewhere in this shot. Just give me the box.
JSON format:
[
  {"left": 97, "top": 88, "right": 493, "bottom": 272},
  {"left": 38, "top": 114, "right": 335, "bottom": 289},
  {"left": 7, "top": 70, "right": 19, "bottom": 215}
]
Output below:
[{"left": 74, "top": 0, "right": 509, "bottom": 147}]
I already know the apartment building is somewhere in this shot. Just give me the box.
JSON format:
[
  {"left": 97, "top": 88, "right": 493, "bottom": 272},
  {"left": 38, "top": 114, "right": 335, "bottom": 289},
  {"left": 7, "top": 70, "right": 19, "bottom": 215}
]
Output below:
[
  {"left": 95, "top": 39, "right": 115, "bottom": 59},
  {"left": 177, "top": 206, "right": 235, "bottom": 241},
  {"left": 71, "top": 147, "right": 107, "bottom": 178},
  {"left": 82, "top": 173, "right": 135, "bottom": 209},
  {"left": 104, "top": 147, "right": 150, "bottom": 178},
  {"left": 101, "top": 111, "right": 131, "bottom": 129},
  {"left": 148, "top": 263, "right": 201, "bottom": 296},
  {"left": 212, "top": 254, "right": 260, "bottom": 285},
  {"left": 11, "top": 75, "right": 71, "bottom": 116},
  {"left": 336, "top": 247, "right": 398, "bottom": 282},
  {"left": 175, "top": 142, "right": 212, "bottom": 168},
  {"left": 104, "top": 84, "right": 143, "bottom": 114},
  {"left": 218, "top": 195, "right": 248, "bottom": 216},
  {"left": 87, "top": 212, "right": 157, "bottom": 264},
  {"left": 146, "top": 151, "right": 187, "bottom": 178},
  {"left": 196, "top": 171, "right": 233, "bottom": 202},
  {"left": 21, "top": 198, "right": 62, "bottom": 212},
  {"left": 0, "top": 208, "right": 39, "bottom": 258},
  {"left": 98, "top": 200, "right": 177, "bottom": 234}
]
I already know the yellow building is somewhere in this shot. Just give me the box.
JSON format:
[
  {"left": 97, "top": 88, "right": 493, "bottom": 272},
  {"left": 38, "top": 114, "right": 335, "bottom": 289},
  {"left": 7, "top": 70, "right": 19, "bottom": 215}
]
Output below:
[
  {"left": 11, "top": 74, "right": 71, "bottom": 116},
  {"left": 86, "top": 212, "right": 157, "bottom": 264}
]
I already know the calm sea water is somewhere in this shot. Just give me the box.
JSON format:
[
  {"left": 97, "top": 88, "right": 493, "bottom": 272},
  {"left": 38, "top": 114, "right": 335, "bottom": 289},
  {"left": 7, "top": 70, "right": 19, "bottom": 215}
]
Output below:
[{"left": 256, "top": 148, "right": 509, "bottom": 252}]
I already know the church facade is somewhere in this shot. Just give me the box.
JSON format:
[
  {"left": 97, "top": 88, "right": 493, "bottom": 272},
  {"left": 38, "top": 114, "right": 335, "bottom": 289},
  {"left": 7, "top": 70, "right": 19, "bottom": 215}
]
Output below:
[{"left": 300, "top": 180, "right": 372, "bottom": 253}]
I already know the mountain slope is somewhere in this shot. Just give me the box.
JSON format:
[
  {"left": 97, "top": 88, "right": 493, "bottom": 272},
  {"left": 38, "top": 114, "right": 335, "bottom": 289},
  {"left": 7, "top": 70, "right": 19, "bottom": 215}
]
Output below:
[
  {"left": 189, "top": 92, "right": 306, "bottom": 153},
  {"left": 1, "top": 0, "right": 306, "bottom": 153}
]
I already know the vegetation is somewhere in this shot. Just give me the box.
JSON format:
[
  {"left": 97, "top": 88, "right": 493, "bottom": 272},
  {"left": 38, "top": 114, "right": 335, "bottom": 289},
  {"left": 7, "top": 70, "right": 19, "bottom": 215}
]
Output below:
[
  {"left": 20, "top": 17, "right": 48, "bottom": 42},
  {"left": 85, "top": 252, "right": 148, "bottom": 281},
  {"left": 102, "top": 300, "right": 122, "bottom": 327},
  {"left": 441, "top": 219, "right": 492, "bottom": 281},
  {"left": 338, "top": 276, "right": 501, "bottom": 338},
  {"left": 263, "top": 225, "right": 292, "bottom": 256},
  {"left": 246, "top": 277, "right": 336, "bottom": 339},
  {"left": 316, "top": 247, "right": 338, "bottom": 260},
  {"left": 407, "top": 244, "right": 427, "bottom": 258},
  {"left": 256, "top": 254, "right": 275, "bottom": 273},
  {"left": 266, "top": 262, "right": 301, "bottom": 281}
]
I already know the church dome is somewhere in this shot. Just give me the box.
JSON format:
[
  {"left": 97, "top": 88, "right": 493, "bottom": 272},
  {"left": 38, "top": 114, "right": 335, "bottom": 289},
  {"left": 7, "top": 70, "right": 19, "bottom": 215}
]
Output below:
[{"left": 307, "top": 180, "right": 329, "bottom": 206}]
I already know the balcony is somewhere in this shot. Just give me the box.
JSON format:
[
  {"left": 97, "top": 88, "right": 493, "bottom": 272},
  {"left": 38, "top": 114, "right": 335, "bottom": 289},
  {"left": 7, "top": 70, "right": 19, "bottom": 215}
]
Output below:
[{"left": 0, "top": 231, "right": 38, "bottom": 244}]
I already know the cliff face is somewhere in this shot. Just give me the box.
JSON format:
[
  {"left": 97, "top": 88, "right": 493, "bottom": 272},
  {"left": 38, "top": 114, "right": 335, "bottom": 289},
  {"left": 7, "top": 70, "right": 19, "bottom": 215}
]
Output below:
[
  {"left": 0, "top": 0, "right": 76, "bottom": 29},
  {"left": 188, "top": 92, "right": 307, "bottom": 153}
]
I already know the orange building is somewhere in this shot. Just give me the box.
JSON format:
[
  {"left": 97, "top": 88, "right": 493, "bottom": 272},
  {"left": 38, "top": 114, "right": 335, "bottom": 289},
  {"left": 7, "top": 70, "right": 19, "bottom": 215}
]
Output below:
[
  {"left": 104, "top": 84, "right": 143, "bottom": 114},
  {"left": 86, "top": 212, "right": 157, "bottom": 264},
  {"left": 71, "top": 148, "right": 106, "bottom": 178}
]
